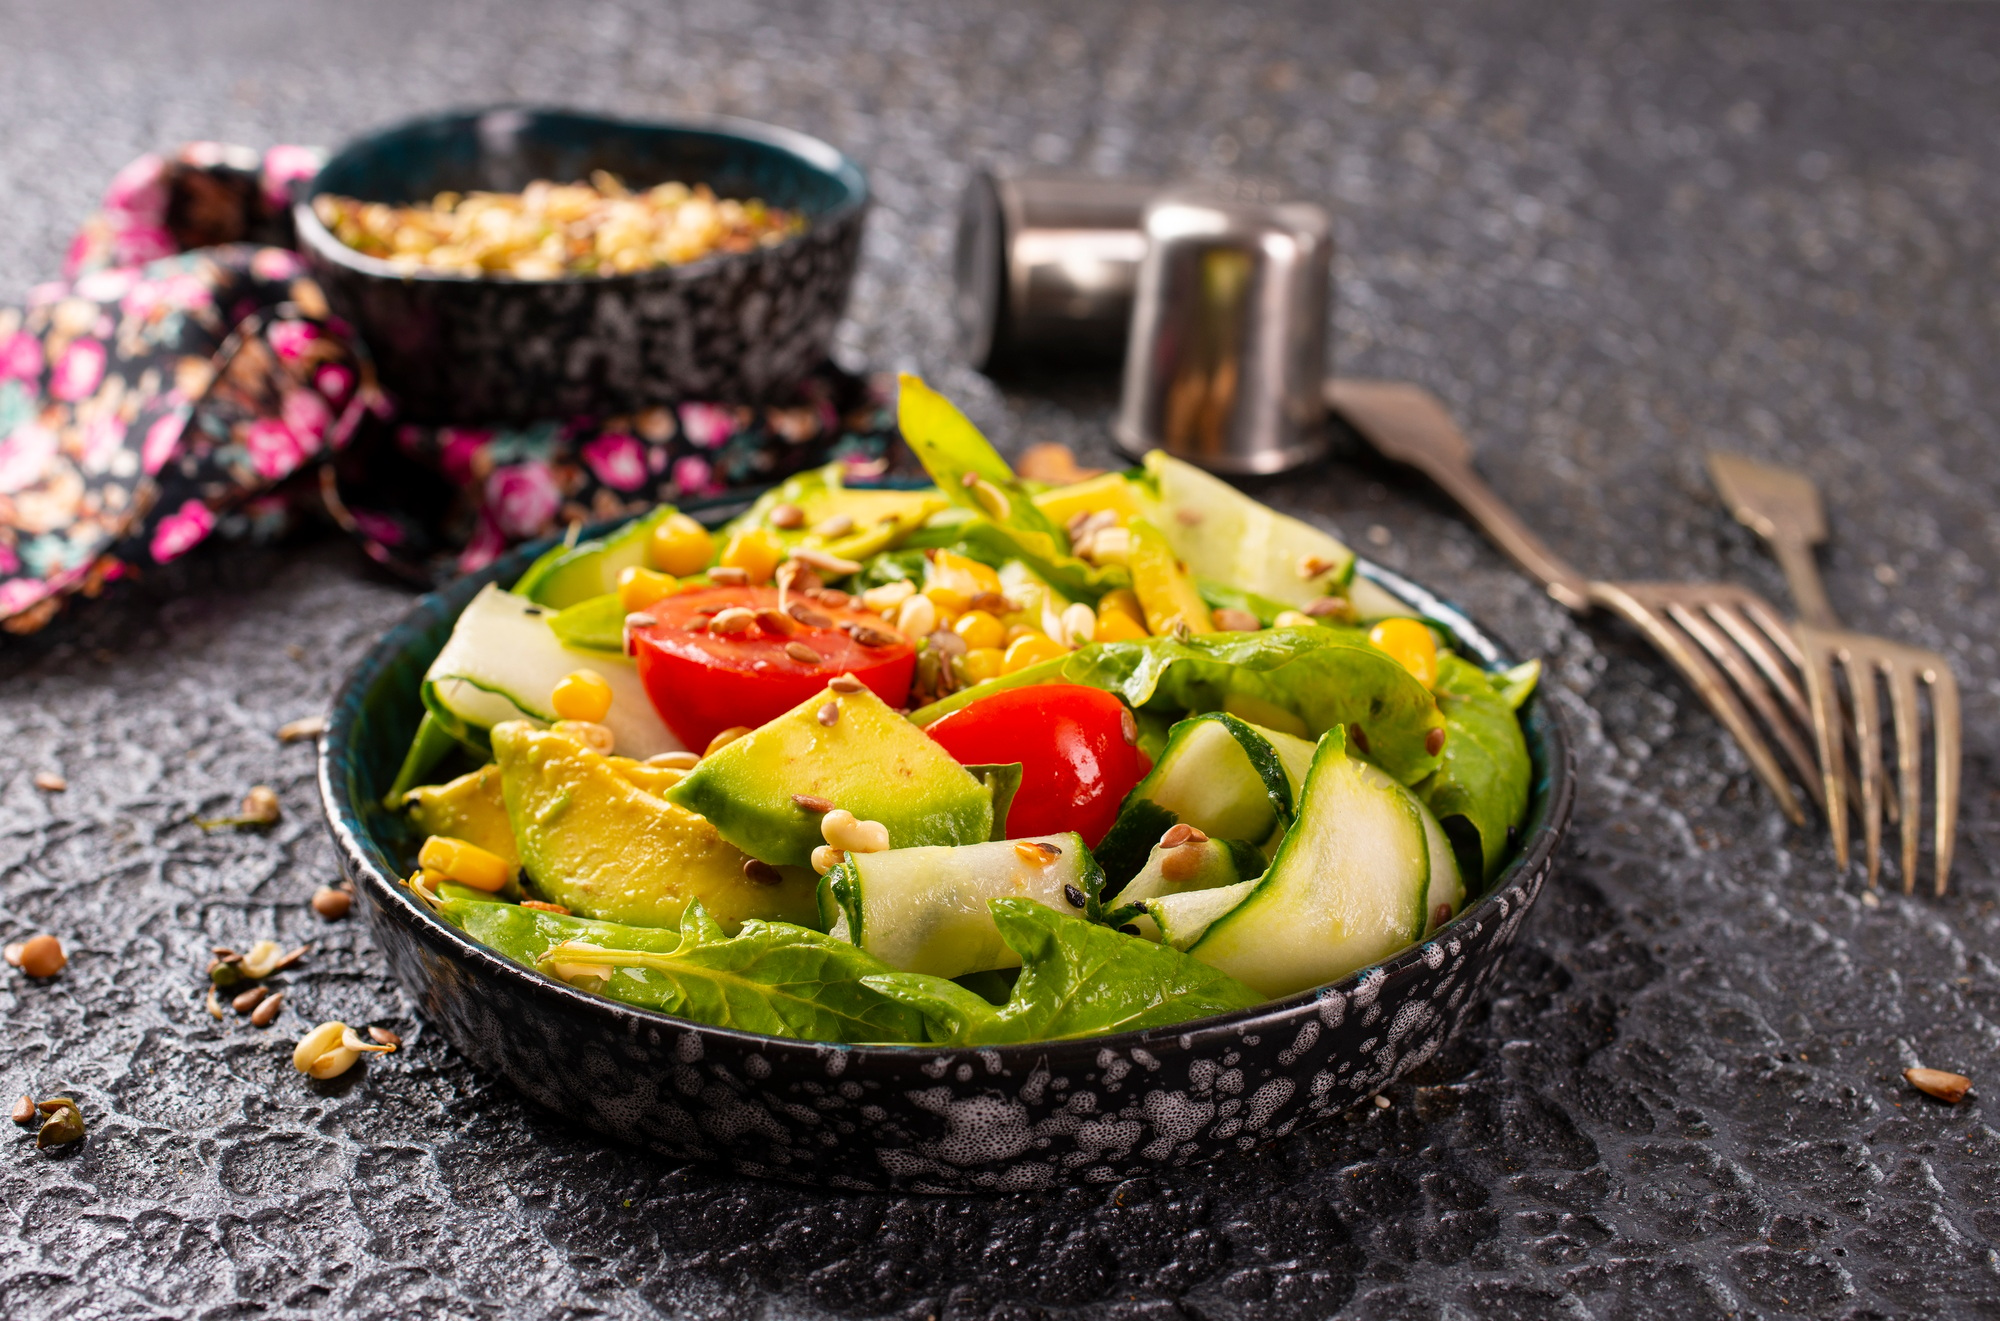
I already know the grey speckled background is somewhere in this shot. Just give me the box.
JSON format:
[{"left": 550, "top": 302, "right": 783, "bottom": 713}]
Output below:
[{"left": 3, "top": 1, "right": 1999, "bottom": 1317}]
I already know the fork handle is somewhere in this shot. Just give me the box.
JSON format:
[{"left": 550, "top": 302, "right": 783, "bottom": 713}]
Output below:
[
  {"left": 1769, "top": 533, "right": 1839, "bottom": 630},
  {"left": 1326, "top": 379, "right": 1594, "bottom": 614}
]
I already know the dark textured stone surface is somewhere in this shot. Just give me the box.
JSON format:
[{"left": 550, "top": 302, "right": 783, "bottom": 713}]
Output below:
[{"left": 2, "top": 1, "right": 1997, "bottom": 1316}]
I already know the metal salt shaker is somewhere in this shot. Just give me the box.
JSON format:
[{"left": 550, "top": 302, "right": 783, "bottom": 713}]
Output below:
[
  {"left": 1114, "top": 195, "right": 1333, "bottom": 474},
  {"left": 952, "top": 170, "right": 1157, "bottom": 371}
]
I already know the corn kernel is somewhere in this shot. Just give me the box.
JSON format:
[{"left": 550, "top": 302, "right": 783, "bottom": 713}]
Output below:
[
  {"left": 953, "top": 610, "right": 1006, "bottom": 651},
  {"left": 1092, "top": 609, "right": 1149, "bottom": 642},
  {"left": 960, "top": 646, "right": 1006, "bottom": 684},
  {"left": 1098, "top": 588, "right": 1144, "bottom": 624},
  {"left": 928, "top": 550, "right": 1002, "bottom": 599},
  {"left": 719, "top": 528, "right": 784, "bottom": 585},
  {"left": 617, "top": 565, "right": 676, "bottom": 611},
  {"left": 648, "top": 513, "right": 714, "bottom": 576},
  {"left": 1004, "top": 633, "right": 1068, "bottom": 673},
  {"left": 1273, "top": 610, "right": 1316, "bottom": 629},
  {"left": 417, "top": 835, "right": 512, "bottom": 892},
  {"left": 1368, "top": 617, "right": 1440, "bottom": 689},
  {"left": 923, "top": 585, "right": 971, "bottom": 615},
  {"left": 550, "top": 669, "right": 614, "bottom": 722}
]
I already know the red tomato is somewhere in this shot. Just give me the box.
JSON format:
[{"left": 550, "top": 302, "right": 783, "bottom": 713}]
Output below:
[
  {"left": 924, "top": 684, "right": 1151, "bottom": 846},
  {"left": 632, "top": 586, "right": 915, "bottom": 748}
]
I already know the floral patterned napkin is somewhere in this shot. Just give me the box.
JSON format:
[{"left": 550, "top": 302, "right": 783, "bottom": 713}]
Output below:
[{"left": 0, "top": 143, "right": 896, "bottom": 635}]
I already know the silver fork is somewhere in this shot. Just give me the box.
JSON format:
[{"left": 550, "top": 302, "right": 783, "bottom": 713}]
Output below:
[
  {"left": 1328, "top": 379, "right": 1826, "bottom": 827},
  {"left": 1707, "top": 452, "right": 1961, "bottom": 893}
]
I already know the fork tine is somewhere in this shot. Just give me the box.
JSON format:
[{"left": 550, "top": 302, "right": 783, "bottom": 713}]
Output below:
[
  {"left": 1721, "top": 602, "right": 1886, "bottom": 827},
  {"left": 1886, "top": 664, "right": 1923, "bottom": 894},
  {"left": 1591, "top": 584, "right": 1805, "bottom": 825},
  {"left": 1926, "top": 660, "right": 1961, "bottom": 895},
  {"left": 1740, "top": 596, "right": 1807, "bottom": 670},
  {"left": 1712, "top": 603, "right": 1814, "bottom": 732},
  {"left": 1843, "top": 651, "right": 1885, "bottom": 889},
  {"left": 1671, "top": 603, "right": 1823, "bottom": 809},
  {"left": 1800, "top": 637, "right": 1849, "bottom": 869}
]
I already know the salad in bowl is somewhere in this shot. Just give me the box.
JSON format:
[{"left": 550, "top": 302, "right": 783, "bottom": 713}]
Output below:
[{"left": 384, "top": 376, "right": 1538, "bottom": 1049}]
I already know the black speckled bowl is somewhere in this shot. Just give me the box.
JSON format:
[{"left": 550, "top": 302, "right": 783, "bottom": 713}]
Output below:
[
  {"left": 295, "top": 107, "right": 868, "bottom": 422},
  {"left": 318, "top": 511, "right": 1572, "bottom": 1192}
]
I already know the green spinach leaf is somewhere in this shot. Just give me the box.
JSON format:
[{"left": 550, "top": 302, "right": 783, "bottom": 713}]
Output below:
[
  {"left": 438, "top": 891, "right": 929, "bottom": 1044},
  {"left": 862, "top": 897, "right": 1263, "bottom": 1044},
  {"left": 1065, "top": 631, "right": 1447, "bottom": 785},
  {"left": 1417, "top": 652, "right": 1532, "bottom": 881}
]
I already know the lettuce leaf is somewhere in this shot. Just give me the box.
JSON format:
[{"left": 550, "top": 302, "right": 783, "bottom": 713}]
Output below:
[
  {"left": 862, "top": 898, "right": 1263, "bottom": 1044},
  {"left": 436, "top": 890, "right": 930, "bottom": 1044},
  {"left": 1416, "top": 652, "right": 1532, "bottom": 881}
]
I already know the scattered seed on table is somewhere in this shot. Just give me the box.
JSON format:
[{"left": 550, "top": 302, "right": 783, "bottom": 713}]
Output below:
[
  {"left": 33, "top": 771, "right": 65, "bottom": 792},
  {"left": 35, "top": 1098, "right": 84, "bottom": 1148},
  {"left": 277, "top": 716, "right": 327, "bottom": 743},
  {"left": 9, "top": 934, "right": 66, "bottom": 978},
  {"left": 232, "top": 986, "right": 269, "bottom": 1014},
  {"left": 368, "top": 1026, "right": 402, "bottom": 1049},
  {"left": 311, "top": 886, "right": 353, "bottom": 920},
  {"left": 251, "top": 992, "right": 284, "bottom": 1028},
  {"left": 1374, "top": 1095, "right": 1392, "bottom": 1109},
  {"left": 11, "top": 1095, "right": 35, "bottom": 1125},
  {"left": 1905, "top": 1067, "right": 1971, "bottom": 1103}
]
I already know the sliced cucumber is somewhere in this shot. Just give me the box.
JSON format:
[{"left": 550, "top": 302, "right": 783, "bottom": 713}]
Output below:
[
  {"left": 513, "top": 506, "right": 678, "bottom": 608},
  {"left": 1142, "top": 450, "right": 1356, "bottom": 606},
  {"left": 1112, "top": 835, "right": 1267, "bottom": 950},
  {"left": 821, "top": 834, "right": 1099, "bottom": 978},
  {"left": 1094, "top": 713, "right": 1305, "bottom": 890},
  {"left": 1345, "top": 758, "right": 1464, "bottom": 934},
  {"left": 1144, "top": 878, "right": 1261, "bottom": 950},
  {"left": 1346, "top": 576, "right": 1421, "bottom": 623},
  {"left": 423, "top": 584, "right": 682, "bottom": 759},
  {"left": 1190, "top": 727, "right": 1430, "bottom": 999}
]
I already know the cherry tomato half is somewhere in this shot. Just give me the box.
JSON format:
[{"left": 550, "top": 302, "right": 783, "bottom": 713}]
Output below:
[
  {"left": 924, "top": 684, "right": 1151, "bottom": 846},
  {"left": 632, "top": 586, "right": 915, "bottom": 748}
]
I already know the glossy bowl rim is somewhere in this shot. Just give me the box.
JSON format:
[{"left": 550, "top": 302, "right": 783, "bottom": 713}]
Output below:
[
  {"left": 292, "top": 104, "right": 871, "bottom": 288},
  {"left": 318, "top": 524, "right": 1573, "bottom": 1070}
]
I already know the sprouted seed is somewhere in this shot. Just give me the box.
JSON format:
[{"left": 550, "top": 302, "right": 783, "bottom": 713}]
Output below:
[{"left": 35, "top": 1097, "right": 84, "bottom": 1148}]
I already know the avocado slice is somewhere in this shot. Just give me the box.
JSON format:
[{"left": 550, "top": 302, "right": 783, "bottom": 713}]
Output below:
[
  {"left": 512, "top": 506, "right": 678, "bottom": 608},
  {"left": 492, "top": 722, "right": 818, "bottom": 931},
  {"left": 403, "top": 764, "right": 519, "bottom": 867},
  {"left": 664, "top": 683, "right": 993, "bottom": 868}
]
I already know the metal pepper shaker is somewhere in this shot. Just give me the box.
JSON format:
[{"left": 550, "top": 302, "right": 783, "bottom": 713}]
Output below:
[{"left": 1113, "top": 195, "right": 1333, "bottom": 475}]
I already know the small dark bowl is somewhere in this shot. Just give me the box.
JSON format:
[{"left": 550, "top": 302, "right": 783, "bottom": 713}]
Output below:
[
  {"left": 295, "top": 107, "right": 868, "bottom": 423},
  {"left": 319, "top": 512, "right": 1573, "bottom": 1192}
]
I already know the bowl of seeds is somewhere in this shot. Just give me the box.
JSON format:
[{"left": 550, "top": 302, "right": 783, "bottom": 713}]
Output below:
[{"left": 294, "top": 106, "right": 869, "bottom": 422}]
